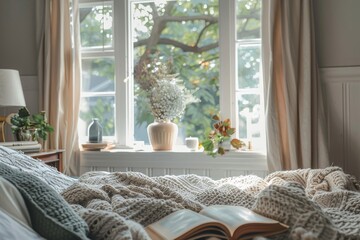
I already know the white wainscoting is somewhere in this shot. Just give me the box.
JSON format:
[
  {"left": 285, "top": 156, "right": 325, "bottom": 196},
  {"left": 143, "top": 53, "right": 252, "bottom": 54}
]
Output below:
[
  {"left": 80, "top": 150, "right": 268, "bottom": 179},
  {"left": 321, "top": 66, "right": 360, "bottom": 178}
]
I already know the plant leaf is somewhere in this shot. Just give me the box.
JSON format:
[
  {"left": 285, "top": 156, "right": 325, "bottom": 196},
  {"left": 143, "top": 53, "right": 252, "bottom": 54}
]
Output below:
[
  {"left": 18, "top": 107, "right": 30, "bottom": 118},
  {"left": 202, "top": 139, "right": 214, "bottom": 151},
  {"left": 226, "top": 128, "right": 235, "bottom": 136},
  {"left": 223, "top": 118, "right": 230, "bottom": 127},
  {"left": 230, "top": 138, "right": 242, "bottom": 149},
  {"left": 218, "top": 147, "right": 225, "bottom": 155},
  {"left": 212, "top": 114, "right": 220, "bottom": 121}
]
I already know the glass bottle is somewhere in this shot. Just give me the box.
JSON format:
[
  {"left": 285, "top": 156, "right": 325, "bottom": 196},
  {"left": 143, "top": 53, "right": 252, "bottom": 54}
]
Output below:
[{"left": 88, "top": 118, "right": 103, "bottom": 143}]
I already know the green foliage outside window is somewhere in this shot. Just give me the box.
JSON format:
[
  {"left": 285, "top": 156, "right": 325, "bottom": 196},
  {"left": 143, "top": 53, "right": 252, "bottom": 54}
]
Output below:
[{"left": 79, "top": 0, "right": 261, "bottom": 142}]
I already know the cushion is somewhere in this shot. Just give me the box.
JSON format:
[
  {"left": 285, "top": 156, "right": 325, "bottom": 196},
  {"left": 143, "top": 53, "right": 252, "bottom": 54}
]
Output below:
[{"left": 0, "top": 162, "right": 89, "bottom": 240}]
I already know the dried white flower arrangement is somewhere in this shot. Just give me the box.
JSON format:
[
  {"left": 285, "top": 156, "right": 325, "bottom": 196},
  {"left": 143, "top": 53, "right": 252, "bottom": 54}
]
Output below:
[{"left": 149, "top": 76, "right": 199, "bottom": 122}]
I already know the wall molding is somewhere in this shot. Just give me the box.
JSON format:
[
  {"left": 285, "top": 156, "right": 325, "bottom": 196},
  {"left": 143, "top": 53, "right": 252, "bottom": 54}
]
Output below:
[
  {"left": 320, "top": 66, "right": 360, "bottom": 178},
  {"left": 320, "top": 66, "right": 360, "bottom": 83}
]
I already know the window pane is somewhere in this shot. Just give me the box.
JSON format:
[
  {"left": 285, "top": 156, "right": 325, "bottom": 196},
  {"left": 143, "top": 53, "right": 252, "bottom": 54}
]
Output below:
[
  {"left": 237, "top": 44, "right": 260, "bottom": 89},
  {"left": 236, "top": 0, "right": 261, "bottom": 39},
  {"left": 132, "top": 0, "right": 220, "bottom": 144},
  {"left": 79, "top": 96, "right": 115, "bottom": 137},
  {"left": 82, "top": 58, "right": 115, "bottom": 92},
  {"left": 237, "top": 93, "right": 265, "bottom": 150},
  {"left": 237, "top": 93, "right": 260, "bottom": 138},
  {"left": 80, "top": 4, "right": 113, "bottom": 48}
]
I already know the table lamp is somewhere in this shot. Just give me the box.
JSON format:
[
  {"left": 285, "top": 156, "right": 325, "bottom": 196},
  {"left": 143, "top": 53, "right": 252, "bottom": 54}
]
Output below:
[{"left": 0, "top": 69, "right": 26, "bottom": 142}]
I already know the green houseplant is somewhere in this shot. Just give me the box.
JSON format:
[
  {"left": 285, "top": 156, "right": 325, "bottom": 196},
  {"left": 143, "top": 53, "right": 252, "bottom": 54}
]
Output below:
[
  {"left": 202, "top": 114, "right": 245, "bottom": 157},
  {"left": 10, "top": 107, "right": 54, "bottom": 141}
]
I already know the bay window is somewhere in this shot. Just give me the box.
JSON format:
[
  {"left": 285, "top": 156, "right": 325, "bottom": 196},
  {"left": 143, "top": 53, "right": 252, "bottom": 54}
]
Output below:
[{"left": 78, "top": 0, "right": 265, "bottom": 152}]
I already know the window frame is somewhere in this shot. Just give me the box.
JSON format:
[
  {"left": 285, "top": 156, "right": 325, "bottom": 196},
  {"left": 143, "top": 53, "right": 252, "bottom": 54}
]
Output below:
[
  {"left": 79, "top": 0, "right": 118, "bottom": 141},
  {"left": 78, "top": 0, "right": 266, "bottom": 155}
]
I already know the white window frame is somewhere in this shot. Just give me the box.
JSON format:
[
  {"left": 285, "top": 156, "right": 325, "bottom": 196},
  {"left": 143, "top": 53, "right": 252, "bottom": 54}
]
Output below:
[
  {"left": 219, "top": 0, "right": 237, "bottom": 135},
  {"left": 114, "top": 0, "right": 133, "bottom": 148},
  {"left": 79, "top": 0, "right": 117, "bottom": 142},
  {"left": 79, "top": 0, "right": 266, "bottom": 158}
]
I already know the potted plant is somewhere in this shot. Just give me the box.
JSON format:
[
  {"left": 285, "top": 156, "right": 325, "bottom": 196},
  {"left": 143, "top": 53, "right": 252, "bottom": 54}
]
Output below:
[
  {"left": 202, "top": 114, "right": 245, "bottom": 157},
  {"left": 135, "top": 57, "right": 199, "bottom": 150},
  {"left": 10, "top": 107, "right": 54, "bottom": 141},
  {"left": 147, "top": 76, "right": 199, "bottom": 150}
]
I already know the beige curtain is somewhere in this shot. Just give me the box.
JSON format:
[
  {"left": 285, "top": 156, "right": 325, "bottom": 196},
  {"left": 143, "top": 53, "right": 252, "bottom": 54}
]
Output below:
[
  {"left": 262, "top": 0, "right": 329, "bottom": 171},
  {"left": 38, "top": 0, "right": 81, "bottom": 175}
]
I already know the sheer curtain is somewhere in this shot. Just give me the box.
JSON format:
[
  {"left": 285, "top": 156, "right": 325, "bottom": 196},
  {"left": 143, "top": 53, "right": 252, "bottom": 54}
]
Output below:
[
  {"left": 37, "top": 0, "right": 81, "bottom": 175},
  {"left": 262, "top": 0, "right": 329, "bottom": 171}
]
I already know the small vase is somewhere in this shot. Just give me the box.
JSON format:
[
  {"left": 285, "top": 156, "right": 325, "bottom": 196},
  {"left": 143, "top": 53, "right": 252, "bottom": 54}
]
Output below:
[
  {"left": 147, "top": 120, "right": 178, "bottom": 150},
  {"left": 15, "top": 129, "right": 36, "bottom": 141},
  {"left": 88, "top": 118, "right": 103, "bottom": 143}
]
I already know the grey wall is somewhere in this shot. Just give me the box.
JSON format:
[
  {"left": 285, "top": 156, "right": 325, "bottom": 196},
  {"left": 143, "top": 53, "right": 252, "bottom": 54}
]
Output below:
[
  {"left": 0, "top": 0, "right": 39, "bottom": 141},
  {"left": 0, "top": 0, "right": 38, "bottom": 75},
  {"left": 314, "top": 0, "right": 360, "bottom": 177},
  {"left": 314, "top": 0, "right": 360, "bottom": 68}
]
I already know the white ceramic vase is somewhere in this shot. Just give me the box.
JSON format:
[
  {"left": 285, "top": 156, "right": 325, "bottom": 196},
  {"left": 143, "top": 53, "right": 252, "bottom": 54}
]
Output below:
[{"left": 147, "top": 120, "right": 178, "bottom": 150}]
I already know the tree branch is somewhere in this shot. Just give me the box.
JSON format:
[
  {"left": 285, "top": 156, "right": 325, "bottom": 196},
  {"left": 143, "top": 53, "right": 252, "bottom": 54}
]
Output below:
[
  {"left": 160, "top": 15, "right": 217, "bottom": 24},
  {"left": 134, "top": 38, "right": 218, "bottom": 53},
  {"left": 195, "top": 22, "right": 215, "bottom": 47},
  {"left": 189, "top": 56, "right": 219, "bottom": 68},
  {"left": 149, "top": 3, "right": 159, "bottom": 18}
]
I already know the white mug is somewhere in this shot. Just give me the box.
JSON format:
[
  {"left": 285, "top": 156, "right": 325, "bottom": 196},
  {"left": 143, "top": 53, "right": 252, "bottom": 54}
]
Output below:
[{"left": 185, "top": 137, "right": 199, "bottom": 151}]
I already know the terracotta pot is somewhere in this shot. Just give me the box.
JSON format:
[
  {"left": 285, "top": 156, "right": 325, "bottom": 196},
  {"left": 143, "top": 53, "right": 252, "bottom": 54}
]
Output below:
[{"left": 147, "top": 121, "right": 178, "bottom": 150}]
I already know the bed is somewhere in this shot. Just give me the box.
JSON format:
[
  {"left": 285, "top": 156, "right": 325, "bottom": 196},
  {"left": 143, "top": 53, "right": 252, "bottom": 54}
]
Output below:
[{"left": 1, "top": 146, "right": 360, "bottom": 240}]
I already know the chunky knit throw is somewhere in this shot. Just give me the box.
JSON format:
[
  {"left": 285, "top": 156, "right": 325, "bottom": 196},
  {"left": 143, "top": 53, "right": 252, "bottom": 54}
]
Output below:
[
  {"left": 61, "top": 167, "right": 360, "bottom": 240},
  {"left": 0, "top": 162, "right": 89, "bottom": 240},
  {"left": 0, "top": 146, "right": 75, "bottom": 193}
]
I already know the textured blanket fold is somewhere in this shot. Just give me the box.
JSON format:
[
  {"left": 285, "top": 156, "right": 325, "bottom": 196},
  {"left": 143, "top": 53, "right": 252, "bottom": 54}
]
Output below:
[{"left": 61, "top": 167, "right": 360, "bottom": 240}]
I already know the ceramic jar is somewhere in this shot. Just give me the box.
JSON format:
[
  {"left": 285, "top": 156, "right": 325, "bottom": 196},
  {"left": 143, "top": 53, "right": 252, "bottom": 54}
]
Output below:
[
  {"left": 147, "top": 120, "right": 178, "bottom": 150},
  {"left": 88, "top": 118, "right": 103, "bottom": 143}
]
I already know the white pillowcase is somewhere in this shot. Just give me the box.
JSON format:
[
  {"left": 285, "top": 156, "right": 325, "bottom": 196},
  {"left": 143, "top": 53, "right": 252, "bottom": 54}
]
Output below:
[
  {"left": 0, "top": 176, "right": 45, "bottom": 239},
  {"left": 0, "top": 176, "right": 31, "bottom": 227},
  {"left": 0, "top": 208, "right": 45, "bottom": 240}
]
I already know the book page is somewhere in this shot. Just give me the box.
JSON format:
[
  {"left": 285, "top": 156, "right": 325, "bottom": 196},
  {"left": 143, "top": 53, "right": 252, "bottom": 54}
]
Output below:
[
  {"left": 200, "top": 205, "right": 285, "bottom": 237},
  {"left": 145, "top": 209, "right": 230, "bottom": 240}
]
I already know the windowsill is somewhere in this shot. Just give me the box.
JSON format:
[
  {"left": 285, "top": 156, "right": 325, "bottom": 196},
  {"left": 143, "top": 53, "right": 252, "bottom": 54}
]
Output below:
[
  {"left": 80, "top": 145, "right": 267, "bottom": 167},
  {"left": 79, "top": 144, "right": 268, "bottom": 177},
  {"left": 82, "top": 143, "right": 265, "bottom": 156}
]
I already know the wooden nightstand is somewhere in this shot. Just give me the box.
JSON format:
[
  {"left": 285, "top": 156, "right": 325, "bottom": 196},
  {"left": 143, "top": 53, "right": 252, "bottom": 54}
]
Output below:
[{"left": 28, "top": 149, "right": 64, "bottom": 172}]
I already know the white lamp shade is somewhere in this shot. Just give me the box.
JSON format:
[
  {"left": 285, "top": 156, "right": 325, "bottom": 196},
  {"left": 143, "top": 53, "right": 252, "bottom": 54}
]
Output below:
[{"left": 0, "top": 69, "right": 26, "bottom": 107}]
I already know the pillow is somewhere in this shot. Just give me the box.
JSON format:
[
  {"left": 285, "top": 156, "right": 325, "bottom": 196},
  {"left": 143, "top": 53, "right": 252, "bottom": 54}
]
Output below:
[
  {"left": 0, "top": 208, "right": 45, "bottom": 240},
  {"left": 0, "top": 162, "right": 89, "bottom": 240}
]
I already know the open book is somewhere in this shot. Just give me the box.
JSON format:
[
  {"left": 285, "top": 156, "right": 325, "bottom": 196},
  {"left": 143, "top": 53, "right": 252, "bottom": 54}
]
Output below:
[{"left": 145, "top": 205, "right": 288, "bottom": 240}]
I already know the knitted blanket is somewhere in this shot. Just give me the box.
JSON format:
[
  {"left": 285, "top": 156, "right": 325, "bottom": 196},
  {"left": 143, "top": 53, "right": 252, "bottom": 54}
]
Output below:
[{"left": 61, "top": 167, "right": 360, "bottom": 240}]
